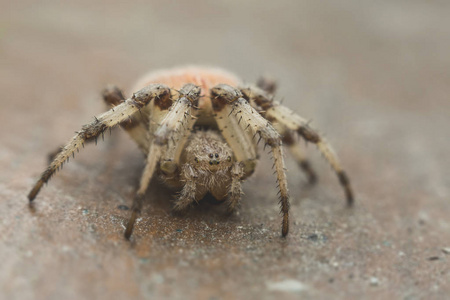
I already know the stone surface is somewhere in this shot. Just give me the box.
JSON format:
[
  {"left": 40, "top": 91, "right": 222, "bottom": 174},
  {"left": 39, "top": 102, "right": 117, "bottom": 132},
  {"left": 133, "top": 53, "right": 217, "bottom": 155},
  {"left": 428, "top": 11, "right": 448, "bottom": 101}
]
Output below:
[{"left": 1, "top": 1, "right": 449, "bottom": 299}]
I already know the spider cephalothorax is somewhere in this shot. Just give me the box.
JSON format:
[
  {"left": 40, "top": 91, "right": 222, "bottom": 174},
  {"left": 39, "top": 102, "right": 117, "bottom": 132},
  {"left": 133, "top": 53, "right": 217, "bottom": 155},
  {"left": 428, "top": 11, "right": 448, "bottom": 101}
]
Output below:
[{"left": 28, "top": 66, "right": 354, "bottom": 240}]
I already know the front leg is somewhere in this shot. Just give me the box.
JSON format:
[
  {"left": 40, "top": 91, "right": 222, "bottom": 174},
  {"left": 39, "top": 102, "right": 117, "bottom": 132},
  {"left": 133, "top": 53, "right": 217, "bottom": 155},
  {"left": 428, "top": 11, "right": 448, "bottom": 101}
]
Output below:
[
  {"left": 124, "top": 84, "right": 201, "bottom": 239},
  {"left": 211, "top": 84, "right": 290, "bottom": 237},
  {"left": 28, "top": 84, "right": 171, "bottom": 201}
]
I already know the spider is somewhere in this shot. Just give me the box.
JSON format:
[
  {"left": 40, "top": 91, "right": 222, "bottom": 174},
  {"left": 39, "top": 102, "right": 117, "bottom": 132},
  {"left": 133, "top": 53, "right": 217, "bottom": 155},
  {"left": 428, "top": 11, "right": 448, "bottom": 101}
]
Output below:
[{"left": 28, "top": 66, "right": 354, "bottom": 240}]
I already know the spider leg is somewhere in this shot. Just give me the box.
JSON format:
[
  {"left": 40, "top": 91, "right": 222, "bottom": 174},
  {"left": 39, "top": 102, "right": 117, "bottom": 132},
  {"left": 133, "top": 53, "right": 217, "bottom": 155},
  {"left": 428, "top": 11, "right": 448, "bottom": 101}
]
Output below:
[
  {"left": 256, "top": 75, "right": 277, "bottom": 95},
  {"left": 227, "top": 162, "right": 245, "bottom": 214},
  {"left": 102, "top": 85, "right": 150, "bottom": 153},
  {"left": 257, "top": 76, "right": 318, "bottom": 182},
  {"left": 281, "top": 130, "right": 317, "bottom": 184},
  {"left": 256, "top": 77, "right": 317, "bottom": 182},
  {"left": 210, "top": 87, "right": 259, "bottom": 214},
  {"left": 241, "top": 86, "right": 354, "bottom": 206},
  {"left": 211, "top": 90, "right": 258, "bottom": 179},
  {"left": 211, "top": 84, "right": 290, "bottom": 237},
  {"left": 159, "top": 102, "right": 198, "bottom": 175},
  {"left": 45, "top": 86, "right": 127, "bottom": 164},
  {"left": 46, "top": 85, "right": 153, "bottom": 164},
  {"left": 124, "top": 83, "right": 201, "bottom": 239},
  {"left": 28, "top": 84, "right": 171, "bottom": 202}
]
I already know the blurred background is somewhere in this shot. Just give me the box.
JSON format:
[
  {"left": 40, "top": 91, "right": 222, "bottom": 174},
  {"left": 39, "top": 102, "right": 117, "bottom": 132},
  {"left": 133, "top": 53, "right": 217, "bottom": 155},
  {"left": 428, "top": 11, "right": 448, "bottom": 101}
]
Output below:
[{"left": 1, "top": 1, "right": 449, "bottom": 299}]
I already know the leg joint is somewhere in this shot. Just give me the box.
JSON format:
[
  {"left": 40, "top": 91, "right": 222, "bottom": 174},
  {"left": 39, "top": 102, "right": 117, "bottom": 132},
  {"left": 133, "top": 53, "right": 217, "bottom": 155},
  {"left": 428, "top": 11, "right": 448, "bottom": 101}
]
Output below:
[
  {"left": 132, "top": 84, "right": 171, "bottom": 109},
  {"left": 240, "top": 86, "right": 274, "bottom": 111},
  {"left": 102, "top": 85, "right": 125, "bottom": 106},
  {"left": 82, "top": 122, "right": 107, "bottom": 140},
  {"left": 297, "top": 126, "right": 320, "bottom": 143},
  {"left": 266, "top": 137, "right": 281, "bottom": 147}
]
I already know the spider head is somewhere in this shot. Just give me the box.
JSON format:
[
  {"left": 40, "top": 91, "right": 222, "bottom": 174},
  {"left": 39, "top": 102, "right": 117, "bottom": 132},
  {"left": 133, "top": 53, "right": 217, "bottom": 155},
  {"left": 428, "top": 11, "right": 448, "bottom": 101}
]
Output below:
[
  {"left": 193, "top": 148, "right": 233, "bottom": 172},
  {"left": 187, "top": 131, "right": 234, "bottom": 172}
]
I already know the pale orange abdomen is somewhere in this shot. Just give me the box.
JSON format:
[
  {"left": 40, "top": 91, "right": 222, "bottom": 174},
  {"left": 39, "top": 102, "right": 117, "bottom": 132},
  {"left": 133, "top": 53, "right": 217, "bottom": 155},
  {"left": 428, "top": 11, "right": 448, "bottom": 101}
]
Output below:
[{"left": 132, "top": 66, "right": 240, "bottom": 94}]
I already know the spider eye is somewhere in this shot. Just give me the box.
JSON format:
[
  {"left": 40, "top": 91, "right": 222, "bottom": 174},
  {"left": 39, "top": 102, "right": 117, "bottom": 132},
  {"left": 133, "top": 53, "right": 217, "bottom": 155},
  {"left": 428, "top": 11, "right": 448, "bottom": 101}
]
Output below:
[
  {"left": 215, "top": 153, "right": 219, "bottom": 158},
  {"left": 209, "top": 153, "right": 214, "bottom": 158},
  {"left": 195, "top": 157, "right": 199, "bottom": 163},
  {"left": 227, "top": 156, "right": 231, "bottom": 162}
]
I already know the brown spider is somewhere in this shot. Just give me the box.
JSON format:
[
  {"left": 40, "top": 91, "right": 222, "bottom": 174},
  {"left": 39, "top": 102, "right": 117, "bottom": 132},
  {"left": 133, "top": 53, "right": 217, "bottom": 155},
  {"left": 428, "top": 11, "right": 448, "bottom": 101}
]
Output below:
[{"left": 28, "top": 66, "right": 354, "bottom": 239}]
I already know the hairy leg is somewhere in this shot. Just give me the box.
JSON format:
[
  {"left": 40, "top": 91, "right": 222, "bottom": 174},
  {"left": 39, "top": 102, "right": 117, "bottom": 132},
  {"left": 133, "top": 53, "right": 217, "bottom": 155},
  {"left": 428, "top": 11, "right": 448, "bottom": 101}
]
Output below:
[
  {"left": 124, "top": 83, "right": 201, "bottom": 239},
  {"left": 241, "top": 86, "right": 354, "bottom": 206},
  {"left": 28, "top": 84, "right": 171, "bottom": 201},
  {"left": 226, "top": 162, "right": 245, "bottom": 213},
  {"left": 211, "top": 92, "right": 258, "bottom": 179},
  {"left": 282, "top": 130, "right": 317, "bottom": 184},
  {"left": 211, "top": 84, "right": 290, "bottom": 237},
  {"left": 48, "top": 85, "right": 141, "bottom": 164},
  {"left": 256, "top": 75, "right": 277, "bottom": 95},
  {"left": 102, "top": 85, "right": 150, "bottom": 153},
  {"left": 256, "top": 77, "right": 318, "bottom": 184}
]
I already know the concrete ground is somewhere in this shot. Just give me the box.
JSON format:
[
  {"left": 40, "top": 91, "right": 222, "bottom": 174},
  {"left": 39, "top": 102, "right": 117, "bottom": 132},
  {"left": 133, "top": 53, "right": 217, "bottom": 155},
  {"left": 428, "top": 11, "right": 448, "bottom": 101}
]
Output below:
[{"left": 1, "top": 1, "right": 449, "bottom": 299}]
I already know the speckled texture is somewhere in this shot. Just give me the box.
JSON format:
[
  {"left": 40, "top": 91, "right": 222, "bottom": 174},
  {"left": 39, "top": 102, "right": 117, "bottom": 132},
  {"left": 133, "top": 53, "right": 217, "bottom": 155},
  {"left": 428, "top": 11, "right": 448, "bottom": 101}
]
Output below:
[{"left": 1, "top": 1, "right": 449, "bottom": 299}]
